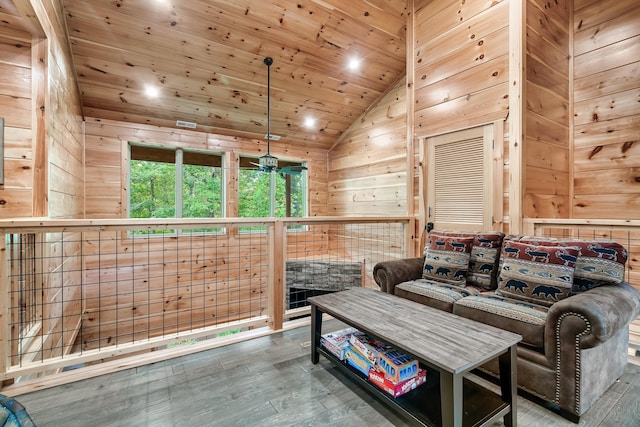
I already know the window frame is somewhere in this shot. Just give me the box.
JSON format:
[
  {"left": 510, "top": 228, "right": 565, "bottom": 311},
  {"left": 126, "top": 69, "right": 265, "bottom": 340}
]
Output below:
[
  {"left": 127, "top": 143, "right": 225, "bottom": 234},
  {"left": 237, "top": 155, "right": 308, "bottom": 222}
]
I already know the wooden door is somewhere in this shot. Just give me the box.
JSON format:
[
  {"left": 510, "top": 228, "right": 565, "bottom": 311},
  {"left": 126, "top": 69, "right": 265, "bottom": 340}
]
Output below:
[{"left": 426, "top": 125, "right": 494, "bottom": 232}]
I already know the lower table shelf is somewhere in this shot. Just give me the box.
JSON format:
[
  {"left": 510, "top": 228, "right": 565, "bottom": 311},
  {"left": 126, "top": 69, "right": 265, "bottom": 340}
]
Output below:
[{"left": 318, "top": 346, "right": 510, "bottom": 427}]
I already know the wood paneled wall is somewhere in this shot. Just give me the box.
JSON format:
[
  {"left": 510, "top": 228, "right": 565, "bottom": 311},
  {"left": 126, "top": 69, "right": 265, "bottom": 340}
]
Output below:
[
  {"left": 327, "top": 77, "right": 408, "bottom": 216},
  {"left": 84, "top": 118, "right": 329, "bottom": 219},
  {"left": 410, "top": 0, "right": 510, "bottom": 232},
  {"left": 28, "top": 0, "right": 85, "bottom": 219},
  {"left": 413, "top": 0, "right": 510, "bottom": 137},
  {"left": 572, "top": 0, "right": 640, "bottom": 219},
  {"left": 0, "top": 27, "right": 33, "bottom": 218},
  {"left": 524, "top": 0, "right": 571, "bottom": 218}
]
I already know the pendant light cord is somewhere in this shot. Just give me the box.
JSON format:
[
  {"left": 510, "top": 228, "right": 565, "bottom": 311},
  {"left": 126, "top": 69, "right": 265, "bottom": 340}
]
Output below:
[{"left": 264, "top": 57, "right": 273, "bottom": 155}]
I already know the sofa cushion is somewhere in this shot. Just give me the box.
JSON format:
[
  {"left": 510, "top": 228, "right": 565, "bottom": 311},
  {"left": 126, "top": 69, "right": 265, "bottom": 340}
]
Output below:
[
  {"left": 497, "top": 241, "right": 580, "bottom": 307},
  {"left": 395, "top": 279, "right": 481, "bottom": 312},
  {"left": 422, "top": 234, "right": 474, "bottom": 286},
  {"left": 505, "top": 236, "right": 628, "bottom": 293},
  {"left": 559, "top": 240, "right": 627, "bottom": 293},
  {"left": 429, "top": 231, "right": 504, "bottom": 289},
  {"left": 453, "top": 293, "right": 548, "bottom": 349}
]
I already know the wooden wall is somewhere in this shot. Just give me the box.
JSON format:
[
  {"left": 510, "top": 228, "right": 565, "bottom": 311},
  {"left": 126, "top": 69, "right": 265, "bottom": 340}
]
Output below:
[
  {"left": 572, "top": 0, "right": 640, "bottom": 219},
  {"left": 0, "top": 20, "right": 33, "bottom": 218},
  {"left": 0, "top": 0, "right": 85, "bottom": 369},
  {"left": 325, "top": 0, "right": 640, "bottom": 233},
  {"left": 84, "top": 118, "right": 328, "bottom": 219},
  {"left": 524, "top": 0, "right": 571, "bottom": 218},
  {"left": 413, "top": 0, "right": 509, "bottom": 137},
  {"left": 327, "top": 77, "right": 408, "bottom": 216},
  {"left": 411, "top": 0, "right": 510, "bottom": 232}
]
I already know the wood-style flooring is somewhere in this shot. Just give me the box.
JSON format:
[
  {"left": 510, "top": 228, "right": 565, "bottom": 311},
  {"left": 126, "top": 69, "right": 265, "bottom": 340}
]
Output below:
[{"left": 13, "top": 319, "right": 640, "bottom": 426}]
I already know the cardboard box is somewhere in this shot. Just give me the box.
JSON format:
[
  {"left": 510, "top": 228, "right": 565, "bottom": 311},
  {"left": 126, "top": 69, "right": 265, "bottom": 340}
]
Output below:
[
  {"left": 378, "top": 349, "right": 419, "bottom": 383},
  {"left": 368, "top": 368, "right": 427, "bottom": 398},
  {"left": 320, "top": 327, "right": 362, "bottom": 361},
  {"left": 348, "top": 334, "right": 393, "bottom": 363},
  {"left": 345, "top": 346, "right": 375, "bottom": 376}
]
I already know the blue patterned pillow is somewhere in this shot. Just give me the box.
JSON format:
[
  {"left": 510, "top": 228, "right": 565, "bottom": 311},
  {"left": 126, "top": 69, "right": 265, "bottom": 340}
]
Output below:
[
  {"left": 497, "top": 241, "right": 580, "bottom": 307},
  {"left": 422, "top": 234, "right": 474, "bottom": 287}
]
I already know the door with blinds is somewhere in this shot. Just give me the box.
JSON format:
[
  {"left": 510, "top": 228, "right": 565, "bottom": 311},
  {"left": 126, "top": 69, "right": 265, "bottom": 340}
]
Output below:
[{"left": 426, "top": 124, "right": 494, "bottom": 232}]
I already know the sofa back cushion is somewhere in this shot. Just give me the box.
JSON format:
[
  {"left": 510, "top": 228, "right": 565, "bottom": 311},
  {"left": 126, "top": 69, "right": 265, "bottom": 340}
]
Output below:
[
  {"left": 560, "top": 240, "right": 627, "bottom": 293},
  {"left": 422, "top": 234, "right": 474, "bottom": 287},
  {"left": 429, "top": 231, "right": 504, "bottom": 289},
  {"left": 504, "top": 236, "right": 628, "bottom": 293},
  {"left": 497, "top": 241, "right": 580, "bottom": 306}
]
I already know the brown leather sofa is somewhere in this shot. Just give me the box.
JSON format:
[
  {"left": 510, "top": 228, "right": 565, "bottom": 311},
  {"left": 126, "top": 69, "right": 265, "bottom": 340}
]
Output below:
[{"left": 373, "top": 231, "right": 640, "bottom": 422}]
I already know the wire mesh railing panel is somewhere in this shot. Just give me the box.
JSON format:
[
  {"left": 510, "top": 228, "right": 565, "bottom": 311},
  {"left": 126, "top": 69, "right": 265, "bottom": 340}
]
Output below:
[
  {"left": 1, "top": 217, "right": 410, "bottom": 382},
  {"left": 7, "top": 231, "right": 84, "bottom": 367},
  {"left": 79, "top": 228, "right": 269, "bottom": 351},
  {"left": 285, "top": 221, "right": 406, "bottom": 312}
]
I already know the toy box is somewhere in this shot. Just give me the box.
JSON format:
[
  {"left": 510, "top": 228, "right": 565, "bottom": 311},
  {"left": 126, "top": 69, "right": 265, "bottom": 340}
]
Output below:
[
  {"left": 368, "top": 368, "right": 427, "bottom": 398},
  {"left": 345, "top": 346, "right": 375, "bottom": 376},
  {"left": 348, "top": 334, "right": 393, "bottom": 363},
  {"left": 378, "top": 349, "right": 419, "bottom": 383},
  {"left": 320, "top": 327, "right": 362, "bottom": 361}
]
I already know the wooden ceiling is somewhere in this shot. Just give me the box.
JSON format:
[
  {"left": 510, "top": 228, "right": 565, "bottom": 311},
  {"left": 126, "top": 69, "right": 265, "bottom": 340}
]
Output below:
[{"left": 40, "top": 0, "right": 406, "bottom": 150}]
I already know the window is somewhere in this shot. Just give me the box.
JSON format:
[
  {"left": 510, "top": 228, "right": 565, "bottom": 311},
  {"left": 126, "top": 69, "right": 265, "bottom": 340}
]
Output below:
[
  {"left": 238, "top": 156, "right": 307, "bottom": 219},
  {"left": 129, "top": 144, "right": 223, "bottom": 221}
]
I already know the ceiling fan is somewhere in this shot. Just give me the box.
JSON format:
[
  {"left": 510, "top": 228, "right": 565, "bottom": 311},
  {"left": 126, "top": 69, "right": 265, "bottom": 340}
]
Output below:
[{"left": 251, "top": 57, "right": 307, "bottom": 176}]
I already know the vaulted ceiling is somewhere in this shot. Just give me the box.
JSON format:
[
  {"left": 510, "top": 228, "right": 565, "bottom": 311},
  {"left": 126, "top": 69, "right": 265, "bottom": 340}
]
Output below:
[{"left": 11, "top": 0, "right": 409, "bottom": 151}]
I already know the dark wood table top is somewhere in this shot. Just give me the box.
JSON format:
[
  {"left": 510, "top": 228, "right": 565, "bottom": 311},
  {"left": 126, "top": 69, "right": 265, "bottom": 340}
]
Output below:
[{"left": 309, "top": 287, "right": 521, "bottom": 375}]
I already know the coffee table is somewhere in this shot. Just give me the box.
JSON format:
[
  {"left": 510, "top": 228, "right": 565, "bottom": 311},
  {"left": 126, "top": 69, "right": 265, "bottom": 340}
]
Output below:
[{"left": 309, "top": 288, "right": 521, "bottom": 427}]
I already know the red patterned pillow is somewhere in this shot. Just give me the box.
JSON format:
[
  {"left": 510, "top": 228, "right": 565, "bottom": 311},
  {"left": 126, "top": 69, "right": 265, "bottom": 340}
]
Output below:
[
  {"left": 560, "top": 240, "right": 627, "bottom": 292},
  {"left": 502, "top": 236, "right": 628, "bottom": 293},
  {"left": 429, "top": 231, "right": 504, "bottom": 289},
  {"left": 422, "top": 234, "right": 474, "bottom": 287},
  {"left": 497, "top": 241, "right": 580, "bottom": 307}
]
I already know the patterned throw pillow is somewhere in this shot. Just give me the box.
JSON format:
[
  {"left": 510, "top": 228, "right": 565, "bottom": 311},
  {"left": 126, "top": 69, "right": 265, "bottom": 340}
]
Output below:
[
  {"left": 497, "top": 241, "right": 580, "bottom": 307},
  {"left": 429, "top": 231, "right": 504, "bottom": 289},
  {"left": 504, "top": 236, "right": 628, "bottom": 293},
  {"left": 422, "top": 234, "right": 474, "bottom": 287},
  {"left": 560, "top": 240, "right": 627, "bottom": 293}
]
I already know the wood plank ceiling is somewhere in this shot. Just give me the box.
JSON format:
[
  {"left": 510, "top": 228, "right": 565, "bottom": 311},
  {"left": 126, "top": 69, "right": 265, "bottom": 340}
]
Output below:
[{"left": 58, "top": 0, "right": 408, "bottom": 150}]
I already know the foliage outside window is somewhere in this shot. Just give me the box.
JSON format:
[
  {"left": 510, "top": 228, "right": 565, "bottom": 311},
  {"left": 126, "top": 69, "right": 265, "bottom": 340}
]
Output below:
[
  {"left": 129, "top": 144, "right": 223, "bottom": 233},
  {"left": 238, "top": 156, "right": 307, "bottom": 229}
]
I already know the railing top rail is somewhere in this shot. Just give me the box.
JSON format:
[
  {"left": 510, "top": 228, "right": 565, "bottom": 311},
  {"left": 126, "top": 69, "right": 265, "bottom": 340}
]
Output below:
[
  {"left": 0, "top": 216, "right": 412, "bottom": 233},
  {"left": 524, "top": 218, "right": 640, "bottom": 228}
]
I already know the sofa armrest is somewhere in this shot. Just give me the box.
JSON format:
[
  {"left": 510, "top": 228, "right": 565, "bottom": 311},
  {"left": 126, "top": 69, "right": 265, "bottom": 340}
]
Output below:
[
  {"left": 373, "top": 257, "right": 424, "bottom": 294},
  {"left": 546, "top": 282, "right": 640, "bottom": 353}
]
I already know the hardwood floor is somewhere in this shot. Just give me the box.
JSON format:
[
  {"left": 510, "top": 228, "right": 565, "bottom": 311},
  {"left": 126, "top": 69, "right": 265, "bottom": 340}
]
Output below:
[{"left": 14, "top": 319, "right": 640, "bottom": 426}]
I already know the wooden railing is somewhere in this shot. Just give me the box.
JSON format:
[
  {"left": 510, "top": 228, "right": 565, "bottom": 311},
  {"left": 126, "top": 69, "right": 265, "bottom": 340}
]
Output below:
[
  {"left": 3, "top": 216, "right": 636, "bottom": 390},
  {"left": 0, "top": 216, "right": 412, "bottom": 392},
  {"left": 523, "top": 218, "right": 640, "bottom": 355}
]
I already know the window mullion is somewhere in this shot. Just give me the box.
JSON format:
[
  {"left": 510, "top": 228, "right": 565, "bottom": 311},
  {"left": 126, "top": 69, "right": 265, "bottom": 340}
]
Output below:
[
  {"left": 176, "top": 148, "right": 183, "bottom": 219},
  {"left": 270, "top": 170, "right": 276, "bottom": 217}
]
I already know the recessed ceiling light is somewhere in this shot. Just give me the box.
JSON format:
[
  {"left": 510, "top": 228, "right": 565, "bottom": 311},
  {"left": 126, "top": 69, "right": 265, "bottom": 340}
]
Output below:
[
  {"left": 347, "top": 57, "right": 361, "bottom": 71},
  {"left": 145, "top": 85, "right": 160, "bottom": 98},
  {"left": 304, "top": 117, "right": 316, "bottom": 128}
]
